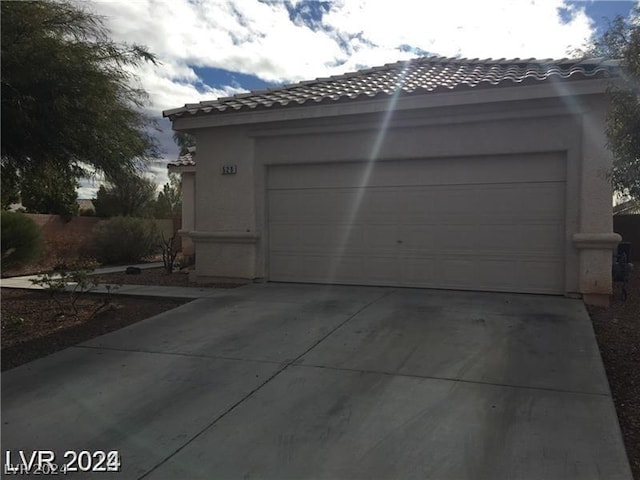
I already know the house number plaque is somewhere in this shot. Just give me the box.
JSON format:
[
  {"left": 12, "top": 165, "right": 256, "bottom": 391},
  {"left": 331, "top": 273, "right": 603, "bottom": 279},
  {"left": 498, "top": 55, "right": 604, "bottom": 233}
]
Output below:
[{"left": 222, "top": 165, "right": 237, "bottom": 175}]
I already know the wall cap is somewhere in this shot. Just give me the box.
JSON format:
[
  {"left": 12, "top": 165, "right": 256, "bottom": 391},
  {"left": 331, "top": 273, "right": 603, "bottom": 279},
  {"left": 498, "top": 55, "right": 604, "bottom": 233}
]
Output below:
[
  {"left": 572, "top": 232, "right": 621, "bottom": 250},
  {"left": 189, "top": 230, "right": 259, "bottom": 244}
]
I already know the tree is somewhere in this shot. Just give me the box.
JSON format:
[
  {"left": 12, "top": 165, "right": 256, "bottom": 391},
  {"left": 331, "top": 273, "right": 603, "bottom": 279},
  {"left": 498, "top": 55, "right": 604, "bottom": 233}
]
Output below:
[
  {"left": 1, "top": 211, "right": 43, "bottom": 273},
  {"left": 153, "top": 173, "right": 182, "bottom": 219},
  {"left": 93, "top": 174, "right": 157, "bottom": 217},
  {"left": 20, "top": 163, "right": 79, "bottom": 217},
  {"left": 576, "top": 8, "right": 640, "bottom": 200},
  {"left": 1, "top": 164, "right": 20, "bottom": 209},
  {"left": 173, "top": 132, "right": 195, "bottom": 156},
  {"left": 1, "top": 1, "right": 160, "bottom": 197}
]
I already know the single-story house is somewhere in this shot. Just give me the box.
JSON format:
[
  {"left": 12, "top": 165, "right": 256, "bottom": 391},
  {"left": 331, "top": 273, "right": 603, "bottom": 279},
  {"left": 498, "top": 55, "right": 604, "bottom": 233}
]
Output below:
[{"left": 163, "top": 56, "right": 622, "bottom": 306}]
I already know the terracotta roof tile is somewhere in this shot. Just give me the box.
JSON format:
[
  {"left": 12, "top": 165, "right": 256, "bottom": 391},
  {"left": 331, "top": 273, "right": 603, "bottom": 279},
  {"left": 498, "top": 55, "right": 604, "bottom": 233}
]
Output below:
[
  {"left": 163, "top": 56, "right": 619, "bottom": 119},
  {"left": 167, "top": 146, "right": 196, "bottom": 167}
]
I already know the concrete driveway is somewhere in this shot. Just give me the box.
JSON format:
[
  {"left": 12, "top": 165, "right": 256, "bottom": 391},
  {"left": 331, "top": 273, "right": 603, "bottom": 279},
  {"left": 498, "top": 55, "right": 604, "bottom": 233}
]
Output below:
[{"left": 1, "top": 284, "right": 632, "bottom": 479}]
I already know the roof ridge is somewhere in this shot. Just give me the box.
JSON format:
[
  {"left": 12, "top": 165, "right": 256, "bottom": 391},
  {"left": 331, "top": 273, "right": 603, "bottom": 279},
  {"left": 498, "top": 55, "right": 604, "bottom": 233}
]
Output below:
[{"left": 163, "top": 56, "right": 621, "bottom": 119}]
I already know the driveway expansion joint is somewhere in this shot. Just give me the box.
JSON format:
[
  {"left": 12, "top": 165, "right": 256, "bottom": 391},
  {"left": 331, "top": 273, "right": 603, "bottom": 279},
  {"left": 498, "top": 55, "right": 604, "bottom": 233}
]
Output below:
[
  {"left": 72, "top": 344, "right": 285, "bottom": 366},
  {"left": 137, "top": 287, "right": 397, "bottom": 480},
  {"left": 293, "top": 362, "right": 612, "bottom": 398}
]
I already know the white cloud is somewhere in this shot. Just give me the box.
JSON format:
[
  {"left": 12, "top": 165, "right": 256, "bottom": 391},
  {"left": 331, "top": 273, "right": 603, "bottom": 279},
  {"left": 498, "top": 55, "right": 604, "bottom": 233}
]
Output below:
[
  {"left": 133, "top": 62, "right": 244, "bottom": 116},
  {"left": 80, "top": 0, "right": 613, "bottom": 193},
  {"left": 89, "top": 0, "right": 599, "bottom": 107},
  {"left": 322, "top": 1, "right": 594, "bottom": 64}
]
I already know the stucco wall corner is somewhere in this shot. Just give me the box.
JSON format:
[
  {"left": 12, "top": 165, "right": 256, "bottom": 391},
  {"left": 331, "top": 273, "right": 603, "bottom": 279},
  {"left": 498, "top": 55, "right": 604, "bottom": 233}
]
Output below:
[{"left": 572, "top": 232, "right": 621, "bottom": 303}]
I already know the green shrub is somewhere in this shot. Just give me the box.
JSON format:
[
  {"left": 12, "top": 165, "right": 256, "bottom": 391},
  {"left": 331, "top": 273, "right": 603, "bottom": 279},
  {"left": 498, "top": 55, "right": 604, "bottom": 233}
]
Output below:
[
  {"left": 91, "top": 216, "right": 158, "bottom": 265},
  {"left": 1, "top": 211, "right": 43, "bottom": 272},
  {"left": 79, "top": 208, "right": 95, "bottom": 216}
]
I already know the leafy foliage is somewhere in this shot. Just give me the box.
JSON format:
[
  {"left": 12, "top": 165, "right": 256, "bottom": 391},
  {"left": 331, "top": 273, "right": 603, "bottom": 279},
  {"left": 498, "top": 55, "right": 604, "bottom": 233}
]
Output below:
[
  {"left": 576, "top": 8, "right": 640, "bottom": 199},
  {"left": 173, "top": 132, "right": 195, "bottom": 156},
  {"left": 1, "top": 164, "right": 20, "bottom": 209},
  {"left": 90, "top": 216, "right": 158, "bottom": 264},
  {"left": 79, "top": 208, "right": 96, "bottom": 217},
  {"left": 20, "top": 163, "right": 79, "bottom": 218},
  {"left": 93, "top": 174, "right": 157, "bottom": 217},
  {"left": 159, "top": 231, "right": 179, "bottom": 274},
  {"left": 153, "top": 173, "right": 182, "bottom": 219},
  {"left": 31, "top": 265, "right": 119, "bottom": 317},
  {"left": 31, "top": 268, "right": 98, "bottom": 315},
  {"left": 1, "top": 0, "right": 160, "bottom": 197},
  {"left": 1, "top": 211, "right": 43, "bottom": 273}
]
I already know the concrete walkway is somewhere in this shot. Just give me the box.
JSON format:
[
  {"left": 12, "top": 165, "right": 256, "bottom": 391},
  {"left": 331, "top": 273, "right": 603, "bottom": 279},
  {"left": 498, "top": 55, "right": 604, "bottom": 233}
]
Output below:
[
  {"left": 0, "top": 262, "right": 216, "bottom": 298},
  {"left": 1, "top": 283, "right": 632, "bottom": 479}
]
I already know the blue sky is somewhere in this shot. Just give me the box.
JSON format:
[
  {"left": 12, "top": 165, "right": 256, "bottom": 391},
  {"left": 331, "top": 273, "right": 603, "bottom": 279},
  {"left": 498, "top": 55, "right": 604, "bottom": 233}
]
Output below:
[
  {"left": 79, "top": 0, "right": 639, "bottom": 198},
  {"left": 195, "top": 1, "right": 637, "bottom": 91}
]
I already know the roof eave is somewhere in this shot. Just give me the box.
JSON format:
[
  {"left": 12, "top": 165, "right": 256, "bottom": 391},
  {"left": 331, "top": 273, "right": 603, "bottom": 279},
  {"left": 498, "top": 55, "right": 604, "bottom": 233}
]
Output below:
[
  {"left": 170, "top": 77, "right": 614, "bottom": 130},
  {"left": 167, "top": 164, "right": 196, "bottom": 173}
]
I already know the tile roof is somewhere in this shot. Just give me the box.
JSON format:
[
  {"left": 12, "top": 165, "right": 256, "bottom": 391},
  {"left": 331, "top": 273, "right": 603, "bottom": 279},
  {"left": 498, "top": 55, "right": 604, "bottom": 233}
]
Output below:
[
  {"left": 163, "top": 56, "right": 619, "bottom": 120},
  {"left": 167, "top": 146, "right": 196, "bottom": 167}
]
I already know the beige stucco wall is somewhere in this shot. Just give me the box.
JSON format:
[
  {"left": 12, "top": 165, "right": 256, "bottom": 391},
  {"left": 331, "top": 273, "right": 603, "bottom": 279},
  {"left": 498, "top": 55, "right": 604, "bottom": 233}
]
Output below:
[
  {"left": 180, "top": 171, "right": 196, "bottom": 258},
  {"left": 573, "top": 96, "right": 620, "bottom": 305},
  {"left": 168, "top": 166, "right": 197, "bottom": 260},
  {"left": 174, "top": 86, "right": 619, "bottom": 303},
  {"left": 190, "top": 127, "right": 258, "bottom": 280}
]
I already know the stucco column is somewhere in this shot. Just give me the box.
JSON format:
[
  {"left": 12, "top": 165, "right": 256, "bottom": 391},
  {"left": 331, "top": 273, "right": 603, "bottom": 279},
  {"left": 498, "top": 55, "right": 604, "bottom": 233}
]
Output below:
[
  {"left": 180, "top": 171, "right": 196, "bottom": 259},
  {"left": 573, "top": 104, "right": 621, "bottom": 306},
  {"left": 190, "top": 128, "right": 259, "bottom": 283}
]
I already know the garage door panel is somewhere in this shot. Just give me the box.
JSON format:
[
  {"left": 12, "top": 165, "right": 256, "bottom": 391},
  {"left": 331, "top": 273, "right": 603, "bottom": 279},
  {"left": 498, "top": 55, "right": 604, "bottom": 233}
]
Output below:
[
  {"left": 476, "top": 186, "right": 525, "bottom": 213},
  {"left": 519, "top": 224, "right": 565, "bottom": 251},
  {"left": 269, "top": 254, "right": 299, "bottom": 281},
  {"left": 520, "top": 184, "right": 565, "bottom": 215},
  {"left": 404, "top": 190, "right": 436, "bottom": 215},
  {"left": 326, "top": 226, "right": 364, "bottom": 253},
  {"left": 364, "top": 257, "right": 401, "bottom": 284},
  {"left": 270, "top": 225, "right": 299, "bottom": 251},
  {"left": 436, "top": 226, "right": 479, "bottom": 252},
  {"left": 301, "top": 256, "right": 333, "bottom": 282},
  {"left": 271, "top": 225, "right": 366, "bottom": 254},
  {"left": 401, "top": 226, "right": 437, "bottom": 251},
  {"left": 440, "top": 258, "right": 480, "bottom": 287},
  {"left": 438, "top": 188, "right": 472, "bottom": 215},
  {"left": 401, "top": 257, "right": 438, "bottom": 285},
  {"left": 296, "top": 255, "right": 366, "bottom": 283},
  {"left": 518, "top": 259, "right": 565, "bottom": 292},
  {"left": 473, "top": 258, "right": 519, "bottom": 290},
  {"left": 297, "top": 226, "right": 338, "bottom": 251},
  {"left": 474, "top": 225, "right": 518, "bottom": 251},
  {"left": 360, "top": 189, "right": 396, "bottom": 211},
  {"left": 268, "top": 156, "right": 566, "bottom": 294},
  {"left": 268, "top": 153, "right": 566, "bottom": 188},
  {"left": 363, "top": 226, "right": 399, "bottom": 253},
  {"left": 268, "top": 192, "right": 300, "bottom": 221},
  {"left": 326, "top": 256, "right": 364, "bottom": 283},
  {"left": 269, "top": 191, "right": 331, "bottom": 222}
]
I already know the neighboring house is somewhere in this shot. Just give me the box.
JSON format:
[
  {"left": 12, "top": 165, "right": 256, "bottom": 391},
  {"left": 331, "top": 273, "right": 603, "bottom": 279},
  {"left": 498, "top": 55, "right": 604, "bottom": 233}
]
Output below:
[
  {"left": 9, "top": 199, "right": 94, "bottom": 213},
  {"left": 168, "top": 146, "right": 196, "bottom": 261},
  {"left": 613, "top": 199, "right": 640, "bottom": 261},
  {"left": 613, "top": 199, "right": 640, "bottom": 215},
  {"left": 77, "top": 199, "right": 95, "bottom": 213},
  {"left": 164, "top": 56, "right": 623, "bottom": 306}
]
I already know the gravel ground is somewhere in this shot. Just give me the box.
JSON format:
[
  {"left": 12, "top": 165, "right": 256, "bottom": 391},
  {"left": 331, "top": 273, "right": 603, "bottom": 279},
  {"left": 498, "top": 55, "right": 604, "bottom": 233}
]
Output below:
[
  {"left": 588, "top": 274, "right": 640, "bottom": 480},
  {"left": 1, "top": 289, "right": 189, "bottom": 371},
  {"left": 95, "top": 267, "right": 241, "bottom": 288}
]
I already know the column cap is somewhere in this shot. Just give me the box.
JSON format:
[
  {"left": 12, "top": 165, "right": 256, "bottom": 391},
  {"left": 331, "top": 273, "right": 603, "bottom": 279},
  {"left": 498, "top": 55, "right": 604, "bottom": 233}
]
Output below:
[{"left": 572, "top": 232, "right": 621, "bottom": 250}]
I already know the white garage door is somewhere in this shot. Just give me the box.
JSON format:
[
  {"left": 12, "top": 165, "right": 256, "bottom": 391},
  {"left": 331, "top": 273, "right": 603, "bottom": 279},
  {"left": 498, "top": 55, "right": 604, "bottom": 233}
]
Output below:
[{"left": 267, "top": 154, "right": 566, "bottom": 294}]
